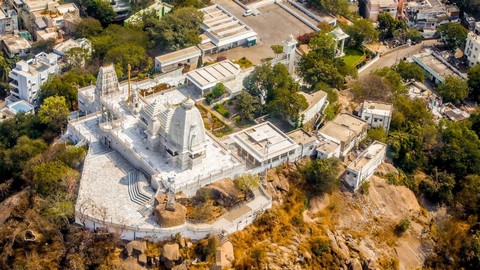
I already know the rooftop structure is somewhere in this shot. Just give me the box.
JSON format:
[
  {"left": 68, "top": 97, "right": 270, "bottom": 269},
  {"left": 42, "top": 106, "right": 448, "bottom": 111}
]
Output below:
[
  {"left": 52, "top": 38, "right": 91, "bottom": 56},
  {"left": 185, "top": 60, "right": 241, "bottom": 94},
  {"left": 0, "top": 107, "right": 16, "bottom": 122},
  {"left": 293, "top": 91, "right": 328, "bottom": 127},
  {"left": 154, "top": 46, "right": 201, "bottom": 73},
  {"left": 442, "top": 103, "right": 470, "bottom": 121},
  {"left": 229, "top": 122, "right": 301, "bottom": 172},
  {"left": 404, "top": 0, "right": 460, "bottom": 31},
  {"left": 345, "top": 141, "right": 386, "bottom": 190},
  {"left": 1, "top": 33, "right": 31, "bottom": 58},
  {"left": 0, "top": 8, "right": 18, "bottom": 34},
  {"left": 8, "top": 52, "right": 59, "bottom": 105},
  {"left": 365, "top": 0, "right": 399, "bottom": 21},
  {"left": 411, "top": 50, "right": 467, "bottom": 85},
  {"left": 7, "top": 100, "right": 35, "bottom": 113},
  {"left": 358, "top": 100, "right": 393, "bottom": 131},
  {"left": 287, "top": 129, "right": 318, "bottom": 157},
  {"left": 318, "top": 113, "right": 368, "bottom": 157},
  {"left": 199, "top": 5, "right": 257, "bottom": 53},
  {"left": 125, "top": 1, "right": 172, "bottom": 25}
]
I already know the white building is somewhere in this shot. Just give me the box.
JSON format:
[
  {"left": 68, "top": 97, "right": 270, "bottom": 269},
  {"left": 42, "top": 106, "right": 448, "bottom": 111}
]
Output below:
[
  {"left": 404, "top": 0, "right": 460, "bottom": 31},
  {"left": 1, "top": 34, "right": 31, "bottom": 58},
  {"left": 154, "top": 46, "right": 201, "bottom": 73},
  {"left": 0, "top": 8, "right": 18, "bottom": 34},
  {"left": 344, "top": 141, "right": 386, "bottom": 190},
  {"left": 465, "top": 31, "right": 480, "bottom": 67},
  {"left": 317, "top": 113, "right": 368, "bottom": 158},
  {"left": 185, "top": 60, "right": 241, "bottom": 95},
  {"left": 228, "top": 121, "right": 302, "bottom": 174},
  {"left": 53, "top": 38, "right": 91, "bottom": 67},
  {"left": 198, "top": 5, "right": 257, "bottom": 54},
  {"left": 358, "top": 100, "right": 393, "bottom": 131},
  {"left": 365, "top": 0, "right": 398, "bottom": 21},
  {"left": 290, "top": 90, "right": 328, "bottom": 127},
  {"left": 8, "top": 52, "right": 59, "bottom": 105}
]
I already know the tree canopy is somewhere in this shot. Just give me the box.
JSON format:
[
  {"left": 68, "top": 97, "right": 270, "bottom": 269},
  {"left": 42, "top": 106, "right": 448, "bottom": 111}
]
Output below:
[
  {"left": 235, "top": 91, "right": 260, "bottom": 122},
  {"left": 244, "top": 62, "right": 308, "bottom": 122},
  {"left": 80, "top": 0, "right": 116, "bottom": 27},
  {"left": 437, "top": 23, "right": 468, "bottom": 50},
  {"left": 38, "top": 96, "right": 70, "bottom": 133},
  {"left": 394, "top": 60, "right": 425, "bottom": 82},
  {"left": 309, "top": 0, "right": 349, "bottom": 16},
  {"left": 302, "top": 158, "right": 341, "bottom": 194},
  {"left": 467, "top": 63, "right": 480, "bottom": 101},
  {"left": 73, "top": 18, "right": 103, "bottom": 38},
  {"left": 438, "top": 75, "right": 469, "bottom": 104},
  {"left": 345, "top": 18, "right": 378, "bottom": 48}
]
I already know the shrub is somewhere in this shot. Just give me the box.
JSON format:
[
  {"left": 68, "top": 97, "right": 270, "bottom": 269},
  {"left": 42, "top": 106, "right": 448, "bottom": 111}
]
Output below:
[
  {"left": 213, "top": 104, "right": 230, "bottom": 118},
  {"left": 395, "top": 218, "right": 411, "bottom": 236}
]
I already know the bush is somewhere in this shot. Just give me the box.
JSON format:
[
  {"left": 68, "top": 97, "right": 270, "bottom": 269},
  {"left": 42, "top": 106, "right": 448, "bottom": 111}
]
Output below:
[
  {"left": 213, "top": 104, "right": 230, "bottom": 118},
  {"left": 395, "top": 218, "right": 411, "bottom": 236}
]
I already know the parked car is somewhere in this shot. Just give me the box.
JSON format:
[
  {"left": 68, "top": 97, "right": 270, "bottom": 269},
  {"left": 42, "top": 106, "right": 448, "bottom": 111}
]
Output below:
[{"left": 243, "top": 9, "right": 253, "bottom": 17}]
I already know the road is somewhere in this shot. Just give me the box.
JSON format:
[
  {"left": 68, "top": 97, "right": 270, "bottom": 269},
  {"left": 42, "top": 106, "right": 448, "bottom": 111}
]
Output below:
[{"left": 359, "top": 39, "right": 440, "bottom": 77}]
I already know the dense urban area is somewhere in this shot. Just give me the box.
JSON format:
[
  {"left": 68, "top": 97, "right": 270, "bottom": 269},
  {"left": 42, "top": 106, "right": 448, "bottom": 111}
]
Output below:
[{"left": 0, "top": 0, "right": 480, "bottom": 269}]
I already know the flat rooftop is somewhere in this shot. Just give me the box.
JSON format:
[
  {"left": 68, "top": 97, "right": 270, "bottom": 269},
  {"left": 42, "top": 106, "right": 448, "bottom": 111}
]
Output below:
[
  {"left": 2, "top": 35, "right": 31, "bottom": 51},
  {"left": 319, "top": 113, "right": 367, "bottom": 143},
  {"left": 230, "top": 122, "right": 299, "bottom": 163},
  {"left": 412, "top": 51, "right": 467, "bottom": 82},
  {"left": 316, "top": 138, "right": 340, "bottom": 155},
  {"left": 287, "top": 129, "right": 317, "bottom": 145},
  {"left": 155, "top": 46, "right": 201, "bottom": 65},
  {"left": 361, "top": 100, "right": 393, "bottom": 116},
  {"left": 370, "top": 0, "right": 398, "bottom": 6},
  {"left": 200, "top": 4, "right": 256, "bottom": 44},
  {"left": 347, "top": 141, "right": 386, "bottom": 172},
  {"left": 186, "top": 60, "right": 240, "bottom": 90}
]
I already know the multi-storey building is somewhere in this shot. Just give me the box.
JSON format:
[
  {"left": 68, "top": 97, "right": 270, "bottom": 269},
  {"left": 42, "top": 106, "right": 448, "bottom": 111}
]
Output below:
[
  {"left": 0, "top": 8, "right": 18, "bottom": 34},
  {"left": 8, "top": 52, "right": 58, "bottom": 105}
]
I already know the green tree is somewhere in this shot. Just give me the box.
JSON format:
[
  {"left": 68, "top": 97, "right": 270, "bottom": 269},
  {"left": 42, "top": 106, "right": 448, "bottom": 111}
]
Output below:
[
  {"left": 80, "top": 0, "right": 116, "bottom": 26},
  {"left": 310, "top": 0, "right": 349, "bottom": 16},
  {"left": 394, "top": 60, "right": 425, "bottom": 82},
  {"left": 420, "top": 170, "right": 455, "bottom": 204},
  {"left": 467, "top": 63, "right": 480, "bottom": 101},
  {"left": 211, "top": 83, "right": 226, "bottom": 98},
  {"left": 406, "top": 29, "right": 423, "bottom": 43},
  {"left": 457, "top": 174, "right": 480, "bottom": 214},
  {"left": 437, "top": 23, "right": 468, "bottom": 50},
  {"left": 345, "top": 18, "right": 378, "bottom": 48},
  {"left": 236, "top": 91, "right": 260, "bottom": 122},
  {"left": 3, "top": 136, "right": 47, "bottom": 178},
  {"left": 38, "top": 96, "right": 70, "bottom": 133},
  {"left": 146, "top": 7, "right": 203, "bottom": 51},
  {"left": 234, "top": 174, "right": 260, "bottom": 200},
  {"left": 367, "top": 128, "right": 387, "bottom": 143},
  {"left": 377, "top": 13, "right": 406, "bottom": 40},
  {"left": 105, "top": 43, "right": 151, "bottom": 76},
  {"left": 32, "top": 160, "right": 70, "bottom": 197},
  {"left": 65, "top": 47, "right": 91, "bottom": 69},
  {"left": 395, "top": 218, "right": 411, "bottom": 236},
  {"left": 438, "top": 75, "right": 469, "bottom": 104},
  {"left": 302, "top": 158, "right": 340, "bottom": 194},
  {"left": 271, "top": 45, "right": 283, "bottom": 58},
  {"left": 73, "top": 18, "right": 103, "bottom": 38}
]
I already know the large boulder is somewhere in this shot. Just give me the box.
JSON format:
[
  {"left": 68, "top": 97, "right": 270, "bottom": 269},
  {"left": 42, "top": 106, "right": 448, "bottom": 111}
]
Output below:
[
  {"left": 154, "top": 203, "right": 186, "bottom": 227},
  {"left": 125, "top": 240, "right": 147, "bottom": 257},
  {"left": 198, "top": 179, "right": 238, "bottom": 208},
  {"left": 217, "top": 241, "right": 235, "bottom": 268},
  {"left": 267, "top": 169, "right": 290, "bottom": 193},
  {"left": 161, "top": 243, "right": 181, "bottom": 269}
]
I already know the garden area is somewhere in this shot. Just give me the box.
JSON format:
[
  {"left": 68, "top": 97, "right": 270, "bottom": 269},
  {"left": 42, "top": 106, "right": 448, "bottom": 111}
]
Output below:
[
  {"left": 197, "top": 103, "right": 233, "bottom": 137},
  {"left": 342, "top": 47, "right": 366, "bottom": 67}
]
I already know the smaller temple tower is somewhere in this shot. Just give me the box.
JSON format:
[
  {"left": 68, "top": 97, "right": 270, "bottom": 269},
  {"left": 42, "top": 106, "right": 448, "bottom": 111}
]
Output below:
[
  {"left": 95, "top": 64, "right": 119, "bottom": 100},
  {"left": 283, "top": 34, "right": 298, "bottom": 75}
]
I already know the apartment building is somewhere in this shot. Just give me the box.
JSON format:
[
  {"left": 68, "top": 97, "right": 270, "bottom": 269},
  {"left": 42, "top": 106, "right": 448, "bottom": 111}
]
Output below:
[
  {"left": 365, "top": 0, "right": 399, "bottom": 21},
  {"left": 8, "top": 52, "right": 59, "bottom": 105},
  {"left": 0, "top": 8, "right": 18, "bottom": 34}
]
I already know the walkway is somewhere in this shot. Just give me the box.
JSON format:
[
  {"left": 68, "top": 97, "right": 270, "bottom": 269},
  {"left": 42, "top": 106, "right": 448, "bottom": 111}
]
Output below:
[{"left": 359, "top": 39, "right": 439, "bottom": 76}]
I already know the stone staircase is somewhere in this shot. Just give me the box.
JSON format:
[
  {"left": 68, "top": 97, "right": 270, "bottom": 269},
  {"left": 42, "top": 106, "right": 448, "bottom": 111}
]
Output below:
[{"left": 127, "top": 171, "right": 151, "bottom": 205}]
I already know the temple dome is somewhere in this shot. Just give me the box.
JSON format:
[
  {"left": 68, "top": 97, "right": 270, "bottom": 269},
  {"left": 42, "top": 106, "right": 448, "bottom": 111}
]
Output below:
[{"left": 167, "top": 98, "right": 207, "bottom": 154}]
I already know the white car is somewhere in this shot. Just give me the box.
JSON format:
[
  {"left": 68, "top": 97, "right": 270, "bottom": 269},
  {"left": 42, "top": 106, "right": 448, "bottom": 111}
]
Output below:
[{"left": 243, "top": 9, "right": 253, "bottom": 17}]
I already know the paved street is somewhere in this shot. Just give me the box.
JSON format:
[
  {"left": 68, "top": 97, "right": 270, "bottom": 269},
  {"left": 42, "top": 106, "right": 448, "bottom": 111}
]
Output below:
[{"left": 359, "top": 39, "right": 440, "bottom": 77}]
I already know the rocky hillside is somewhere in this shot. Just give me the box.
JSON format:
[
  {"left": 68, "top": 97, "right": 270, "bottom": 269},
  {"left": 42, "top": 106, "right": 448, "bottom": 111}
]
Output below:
[{"left": 229, "top": 163, "right": 436, "bottom": 270}]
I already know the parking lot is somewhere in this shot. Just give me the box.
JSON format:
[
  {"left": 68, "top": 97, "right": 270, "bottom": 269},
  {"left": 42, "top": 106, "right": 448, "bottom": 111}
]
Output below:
[{"left": 210, "top": 0, "right": 313, "bottom": 64}]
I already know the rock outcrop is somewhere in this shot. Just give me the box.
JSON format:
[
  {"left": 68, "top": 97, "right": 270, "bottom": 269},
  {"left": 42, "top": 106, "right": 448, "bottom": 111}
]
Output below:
[
  {"left": 161, "top": 243, "right": 182, "bottom": 269},
  {"left": 198, "top": 179, "right": 238, "bottom": 208},
  {"left": 154, "top": 203, "right": 186, "bottom": 227}
]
